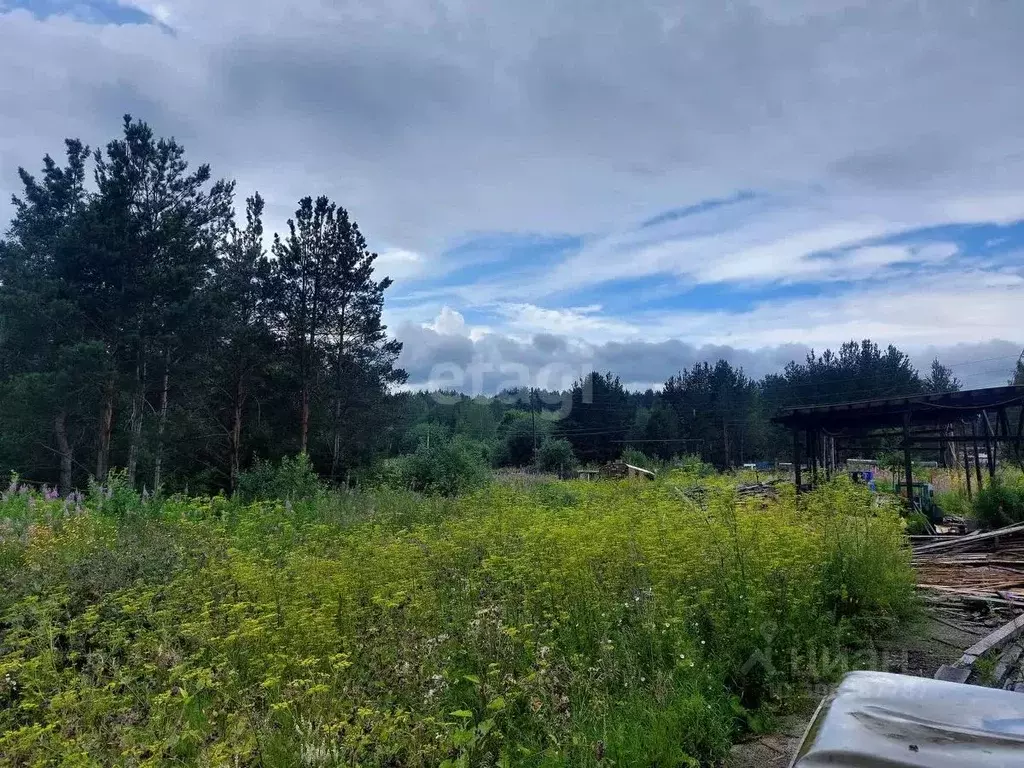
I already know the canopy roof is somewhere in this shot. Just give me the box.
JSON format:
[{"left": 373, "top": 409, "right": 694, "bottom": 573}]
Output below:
[{"left": 772, "top": 385, "right": 1024, "bottom": 432}]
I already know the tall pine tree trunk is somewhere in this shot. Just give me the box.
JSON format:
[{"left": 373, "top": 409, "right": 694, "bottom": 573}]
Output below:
[
  {"left": 230, "top": 375, "right": 244, "bottom": 492},
  {"left": 722, "top": 417, "right": 730, "bottom": 468},
  {"left": 298, "top": 325, "right": 311, "bottom": 454},
  {"left": 96, "top": 371, "right": 116, "bottom": 481},
  {"left": 127, "top": 356, "right": 147, "bottom": 487},
  {"left": 331, "top": 399, "right": 342, "bottom": 481},
  {"left": 330, "top": 310, "right": 347, "bottom": 481},
  {"left": 54, "top": 410, "right": 73, "bottom": 492},
  {"left": 153, "top": 350, "right": 170, "bottom": 492},
  {"left": 300, "top": 384, "right": 310, "bottom": 454}
]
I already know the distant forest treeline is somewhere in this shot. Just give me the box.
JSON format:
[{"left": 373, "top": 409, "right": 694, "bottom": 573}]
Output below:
[
  {"left": 395, "top": 347, "right": 987, "bottom": 474},
  {"left": 2, "top": 118, "right": 1022, "bottom": 492}
]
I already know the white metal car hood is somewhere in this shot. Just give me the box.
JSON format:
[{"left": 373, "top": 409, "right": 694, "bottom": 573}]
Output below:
[{"left": 790, "top": 671, "right": 1024, "bottom": 768}]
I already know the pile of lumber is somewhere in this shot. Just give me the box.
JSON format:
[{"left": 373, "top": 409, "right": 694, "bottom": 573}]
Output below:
[
  {"left": 915, "top": 523, "right": 1024, "bottom": 690},
  {"left": 735, "top": 480, "right": 782, "bottom": 499},
  {"left": 914, "top": 522, "right": 1024, "bottom": 601}
]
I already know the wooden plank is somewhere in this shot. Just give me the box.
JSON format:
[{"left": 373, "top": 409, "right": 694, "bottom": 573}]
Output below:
[
  {"left": 911, "top": 537, "right": 964, "bottom": 547},
  {"left": 917, "top": 585, "right": 1024, "bottom": 606},
  {"left": 912, "top": 531, "right": 987, "bottom": 554},
  {"left": 959, "top": 615, "right": 1024, "bottom": 664},
  {"left": 913, "top": 523, "right": 1024, "bottom": 555},
  {"left": 921, "top": 561, "right": 1024, "bottom": 573}
]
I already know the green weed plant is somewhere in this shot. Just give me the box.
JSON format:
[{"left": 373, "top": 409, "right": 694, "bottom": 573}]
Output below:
[{"left": 0, "top": 473, "right": 913, "bottom": 766}]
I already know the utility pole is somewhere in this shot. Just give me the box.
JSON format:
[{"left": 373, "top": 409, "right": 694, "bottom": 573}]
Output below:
[{"left": 531, "top": 387, "right": 538, "bottom": 454}]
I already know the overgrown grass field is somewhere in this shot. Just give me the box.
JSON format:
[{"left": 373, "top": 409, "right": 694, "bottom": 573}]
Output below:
[{"left": 0, "top": 475, "right": 913, "bottom": 766}]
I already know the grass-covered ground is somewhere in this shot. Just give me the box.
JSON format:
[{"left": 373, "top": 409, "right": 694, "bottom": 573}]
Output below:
[{"left": 0, "top": 473, "right": 914, "bottom": 767}]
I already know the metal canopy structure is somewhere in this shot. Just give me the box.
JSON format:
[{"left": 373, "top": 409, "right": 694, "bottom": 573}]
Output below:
[{"left": 772, "top": 385, "right": 1024, "bottom": 497}]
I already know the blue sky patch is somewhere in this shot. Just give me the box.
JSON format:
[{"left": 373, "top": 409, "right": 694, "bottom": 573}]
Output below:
[
  {"left": 7, "top": 0, "right": 156, "bottom": 25},
  {"left": 391, "top": 197, "right": 1024, "bottom": 333}
]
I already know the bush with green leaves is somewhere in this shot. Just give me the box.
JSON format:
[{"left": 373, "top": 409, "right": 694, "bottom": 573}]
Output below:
[
  {"left": 357, "top": 455, "right": 413, "bottom": 490},
  {"left": 974, "top": 471, "right": 1024, "bottom": 528},
  {"left": 934, "top": 488, "right": 972, "bottom": 519},
  {"left": 403, "top": 437, "right": 491, "bottom": 496},
  {"left": 904, "top": 510, "right": 931, "bottom": 535},
  {"left": 536, "top": 437, "right": 577, "bottom": 473},
  {"left": 620, "top": 447, "right": 659, "bottom": 471},
  {"left": 87, "top": 468, "right": 149, "bottom": 517},
  {"left": 401, "top": 421, "right": 451, "bottom": 453},
  {"left": 674, "top": 453, "right": 717, "bottom": 477},
  {"left": 234, "top": 452, "right": 324, "bottom": 502},
  {"left": 495, "top": 414, "right": 539, "bottom": 467}
]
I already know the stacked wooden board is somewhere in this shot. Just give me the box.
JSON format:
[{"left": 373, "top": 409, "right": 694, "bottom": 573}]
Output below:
[
  {"left": 914, "top": 522, "right": 1024, "bottom": 602},
  {"left": 914, "top": 523, "right": 1024, "bottom": 690}
]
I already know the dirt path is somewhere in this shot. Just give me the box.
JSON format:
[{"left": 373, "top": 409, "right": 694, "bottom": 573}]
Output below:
[{"left": 724, "top": 710, "right": 814, "bottom": 768}]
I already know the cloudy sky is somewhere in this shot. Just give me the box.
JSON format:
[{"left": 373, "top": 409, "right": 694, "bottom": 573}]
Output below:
[{"left": 2, "top": 0, "right": 1023, "bottom": 393}]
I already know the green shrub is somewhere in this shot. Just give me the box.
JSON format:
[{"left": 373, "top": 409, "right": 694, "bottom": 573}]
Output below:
[
  {"left": 495, "top": 415, "right": 538, "bottom": 467},
  {"left": 87, "top": 468, "right": 145, "bottom": 517},
  {"left": 675, "top": 453, "right": 716, "bottom": 477},
  {"left": 528, "top": 481, "right": 579, "bottom": 509},
  {"left": 974, "top": 475, "right": 1024, "bottom": 528},
  {"left": 536, "top": 437, "right": 577, "bottom": 473},
  {"left": 400, "top": 421, "right": 450, "bottom": 453},
  {"left": 404, "top": 437, "right": 490, "bottom": 496},
  {"left": 801, "top": 478, "right": 915, "bottom": 631},
  {"left": 904, "top": 510, "right": 931, "bottom": 535},
  {"left": 621, "top": 447, "right": 659, "bottom": 471},
  {"left": 357, "top": 455, "right": 412, "bottom": 490},
  {"left": 235, "top": 453, "right": 324, "bottom": 502},
  {"left": 934, "top": 489, "right": 972, "bottom": 519}
]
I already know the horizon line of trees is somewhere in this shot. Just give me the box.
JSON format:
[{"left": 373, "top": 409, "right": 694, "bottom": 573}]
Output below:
[{"left": 392, "top": 343, "right": 1023, "bottom": 477}]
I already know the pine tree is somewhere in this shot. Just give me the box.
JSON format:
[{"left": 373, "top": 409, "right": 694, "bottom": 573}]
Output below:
[
  {"left": 272, "top": 196, "right": 406, "bottom": 467},
  {"left": 925, "top": 359, "right": 961, "bottom": 393},
  {"left": 324, "top": 205, "right": 405, "bottom": 478},
  {"left": 0, "top": 140, "right": 100, "bottom": 491},
  {"left": 81, "top": 116, "right": 233, "bottom": 482},
  {"left": 211, "top": 193, "right": 279, "bottom": 490},
  {"left": 559, "top": 372, "right": 632, "bottom": 463},
  {"left": 272, "top": 197, "right": 338, "bottom": 454}
]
